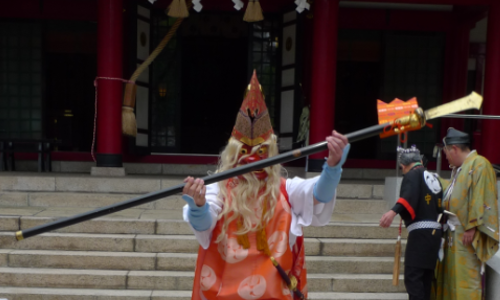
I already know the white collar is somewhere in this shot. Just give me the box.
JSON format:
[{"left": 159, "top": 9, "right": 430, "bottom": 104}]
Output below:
[{"left": 466, "top": 150, "right": 476, "bottom": 158}]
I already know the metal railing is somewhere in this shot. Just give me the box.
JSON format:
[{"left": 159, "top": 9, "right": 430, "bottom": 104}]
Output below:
[{"left": 442, "top": 114, "right": 500, "bottom": 120}]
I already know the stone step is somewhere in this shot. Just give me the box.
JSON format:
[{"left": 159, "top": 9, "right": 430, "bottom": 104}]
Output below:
[
  {"left": 0, "top": 287, "right": 408, "bottom": 300},
  {"left": 0, "top": 233, "right": 407, "bottom": 256},
  {"left": 3, "top": 250, "right": 158, "bottom": 271},
  {"left": 0, "top": 205, "right": 387, "bottom": 230},
  {"left": 0, "top": 207, "right": 183, "bottom": 221},
  {"left": 331, "top": 213, "right": 383, "bottom": 223},
  {"left": 152, "top": 221, "right": 407, "bottom": 239},
  {"left": 0, "top": 192, "right": 185, "bottom": 210},
  {"left": 0, "top": 192, "right": 388, "bottom": 214},
  {"left": 0, "top": 202, "right": 387, "bottom": 221},
  {"left": 308, "top": 240, "right": 407, "bottom": 258},
  {"left": 0, "top": 267, "right": 406, "bottom": 293},
  {"left": 1, "top": 250, "right": 405, "bottom": 274},
  {"left": 0, "top": 175, "right": 181, "bottom": 194},
  {"left": 310, "top": 292, "right": 407, "bottom": 299},
  {"left": 334, "top": 200, "right": 388, "bottom": 214},
  {"left": 304, "top": 223, "right": 407, "bottom": 239},
  {"left": 1, "top": 216, "right": 407, "bottom": 238},
  {"left": 1, "top": 216, "right": 158, "bottom": 235},
  {"left": 0, "top": 175, "right": 383, "bottom": 199},
  {"left": 307, "top": 273, "right": 405, "bottom": 293}
]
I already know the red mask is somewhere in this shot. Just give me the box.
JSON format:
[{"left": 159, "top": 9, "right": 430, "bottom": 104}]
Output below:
[{"left": 237, "top": 144, "right": 269, "bottom": 181}]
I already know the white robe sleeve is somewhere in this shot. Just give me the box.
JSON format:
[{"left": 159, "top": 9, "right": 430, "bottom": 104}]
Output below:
[
  {"left": 286, "top": 176, "right": 336, "bottom": 237},
  {"left": 183, "top": 183, "right": 222, "bottom": 249}
]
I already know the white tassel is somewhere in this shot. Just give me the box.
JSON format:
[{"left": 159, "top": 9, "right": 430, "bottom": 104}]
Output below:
[
  {"left": 232, "top": 0, "right": 244, "bottom": 10},
  {"left": 438, "top": 238, "right": 445, "bottom": 261}
]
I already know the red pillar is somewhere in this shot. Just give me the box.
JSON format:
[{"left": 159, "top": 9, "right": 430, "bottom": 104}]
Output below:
[
  {"left": 443, "top": 16, "right": 470, "bottom": 132},
  {"left": 481, "top": 2, "right": 500, "bottom": 164},
  {"left": 301, "top": 16, "right": 314, "bottom": 108},
  {"left": 96, "top": 0, "right": 123, "bottom": 167},
  {"left": 308, "top": 0, "right": 338, "bottom": 171}
]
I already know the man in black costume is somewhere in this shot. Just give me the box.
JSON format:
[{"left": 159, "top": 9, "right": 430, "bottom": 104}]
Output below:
[{"left": 380, "top": 145, "right": 444, "bottom": 300}]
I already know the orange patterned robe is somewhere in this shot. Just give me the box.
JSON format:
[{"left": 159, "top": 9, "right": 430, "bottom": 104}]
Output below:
[{"left": 191, "top": 179, "right": 307, "bottom": 300}]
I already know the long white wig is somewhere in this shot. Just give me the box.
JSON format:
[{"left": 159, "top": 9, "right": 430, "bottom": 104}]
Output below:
[{"left": 215, "top": 134, "right": 283, "bottom": 243}]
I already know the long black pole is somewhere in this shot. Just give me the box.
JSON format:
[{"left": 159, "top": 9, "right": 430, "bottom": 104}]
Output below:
[{"left": 16, "top": 122, "right": 389, "bottom": 240}]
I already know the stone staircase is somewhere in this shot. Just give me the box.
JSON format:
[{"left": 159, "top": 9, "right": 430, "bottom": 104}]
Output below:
[{"left": 0, "top": 173, "right": 408, "bottom": 299}]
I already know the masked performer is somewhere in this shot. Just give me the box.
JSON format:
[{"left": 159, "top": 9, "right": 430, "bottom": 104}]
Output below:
[
  {"left": 380, "top": 145, "right": 444, "bottom": 300},
  {"left": 181, "top": 71, "right": 350, "bottom": 300}
]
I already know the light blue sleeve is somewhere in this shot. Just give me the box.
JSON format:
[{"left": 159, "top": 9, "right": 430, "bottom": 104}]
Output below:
[
  {"left": 182, "top": 194, "right": 212, "bottom": 232},
  {"left": 313, "top": 144, "right": 350, "bottom": 203}
]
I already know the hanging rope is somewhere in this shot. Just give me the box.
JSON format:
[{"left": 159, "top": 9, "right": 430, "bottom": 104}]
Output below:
[{"left": 122, "top": 15, "right": 187, "bottom": 137}]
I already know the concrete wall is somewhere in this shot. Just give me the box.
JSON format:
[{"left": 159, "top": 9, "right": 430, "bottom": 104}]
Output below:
[{"left": 383, "top": 177, "right": 402, "bottom": 208}]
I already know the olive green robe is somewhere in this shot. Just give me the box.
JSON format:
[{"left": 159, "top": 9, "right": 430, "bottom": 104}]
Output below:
[{"left": 432, "top": 151, "right": 499, "bottom": 300}]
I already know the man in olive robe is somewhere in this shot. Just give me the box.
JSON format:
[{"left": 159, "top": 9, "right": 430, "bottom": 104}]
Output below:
[{"left": 432, "top": 128, "right": 499, "bottom": 300}]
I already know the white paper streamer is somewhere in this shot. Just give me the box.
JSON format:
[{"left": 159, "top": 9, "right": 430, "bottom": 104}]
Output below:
[
  {"left": 147, "top": 0, "right": 157, "bottom": 4},
  {"left": 232, "top": 0, "right": 244, "bottom": 11},
  {"left": 193, "top": 0, "right": 203, "bottom": 12},
  {"left": 295, "top": 0, "right": 310, "bottom": 13}
]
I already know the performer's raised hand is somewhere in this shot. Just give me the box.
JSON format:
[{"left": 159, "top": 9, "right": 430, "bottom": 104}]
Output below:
[
  {"left": 326, "top": 130, "right": 349, "bottom": 167},
  {"left": 182, "top": 177, "right": 206, "bottom": 207}
]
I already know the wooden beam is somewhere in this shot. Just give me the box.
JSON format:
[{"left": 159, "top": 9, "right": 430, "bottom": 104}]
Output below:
[
  {"left": 0, "top": 0, "right": 98, "bottom": 20},
  {"left": 344, "top": 0, "right": 491, "bottom": 6},
  {"left": 339, "top": 8, "right": 453, "bottom": 31}
]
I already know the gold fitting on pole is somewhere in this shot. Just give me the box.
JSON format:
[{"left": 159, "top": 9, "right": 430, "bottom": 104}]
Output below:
[
  {"left": 270, "top": 256, "right": 279, "bottom": 267},
  {"left": 15, "top": 231, "right": 24, "bottom": 241},
  {"left": 393, "top": 107, "right": 426, "bottom": 133},
  {"left": 288, "top": 275, "right": 298, "bottom": 291},
  {"left": 381, "top": 108, "right": 427, "bottom": 138}
]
